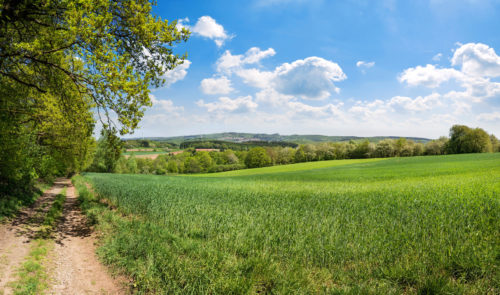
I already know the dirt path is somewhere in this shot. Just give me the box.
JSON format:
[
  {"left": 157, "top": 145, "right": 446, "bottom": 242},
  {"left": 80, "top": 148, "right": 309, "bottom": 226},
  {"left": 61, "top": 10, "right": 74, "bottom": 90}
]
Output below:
[
  {"left": 0, "top": 179, "right": 125, "bottom": 295},
  {"left": 48, "top": 179, "right": 125, "bottom": 295},
  {"left": 0, "top": 179, "right": 65, "bottom": 294}
]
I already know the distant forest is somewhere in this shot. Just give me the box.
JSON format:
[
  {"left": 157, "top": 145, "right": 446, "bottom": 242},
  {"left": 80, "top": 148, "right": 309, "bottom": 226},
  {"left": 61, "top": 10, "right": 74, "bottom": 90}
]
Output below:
[
  {"left": 89, "top": 125, "right": 500, "bottom": 175},
  {"left": 124, "top": 132, "right": 431, "bottom": 145}
]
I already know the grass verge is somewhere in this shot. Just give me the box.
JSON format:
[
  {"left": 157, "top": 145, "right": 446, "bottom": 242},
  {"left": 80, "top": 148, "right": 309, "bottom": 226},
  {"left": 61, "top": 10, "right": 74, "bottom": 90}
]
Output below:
[
  {"left": 9, "top": 239, "right": 53, "bottom": 295},
  {"left": 10, "top": 188, "right": 66, "bottom": 294}
]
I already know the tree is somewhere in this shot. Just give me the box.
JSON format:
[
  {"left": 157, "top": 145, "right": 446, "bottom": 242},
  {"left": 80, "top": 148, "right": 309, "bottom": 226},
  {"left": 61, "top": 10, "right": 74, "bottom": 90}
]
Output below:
[
  {"left": 374, "top": 140, "right": 395, "bottom": 158},
  {"left": 447, "top": 125, "right": 492, "bottom": 154},
  {"left": 195, "top": 152, "right": 214, "bottom": 172},
  {"left": 88, "top": 130, "right": 122, "bottom": 173},
  {"left": 425, "top": 137, "right": 448, "bottom": 155},
  {"left": 184, "top": 157, "right": 201, "bottom": 173},
  {"left": 276, "top": 147, "right": 296, "bottom": 164},
  {"left": 350, "top": 140, "right": 371, "bottom": 159},
  {"left": 1, "top": 0, "right": 189, "bottom": 134},
  {"left": 222, "top": 150, "right": 239, "bottom": 164},
  {"left": 245, "top": 147, "right": 271, "bottom": 168},
  {"left": 167, "top": 160, "right": 178, "bottom": 173},
  {"left": 294, "top": 146, "right": 306, "bottom": 163},
  {"left": 0, "top": 0, "right": 189, "bottom": 194},
  {"left": 491, "top": 134, "right": 500, "bottom": 152}
]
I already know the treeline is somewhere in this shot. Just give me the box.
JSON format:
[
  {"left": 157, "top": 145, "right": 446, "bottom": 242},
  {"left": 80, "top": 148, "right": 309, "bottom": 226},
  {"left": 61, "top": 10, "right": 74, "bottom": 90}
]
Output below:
[
  {"left": 122, "top": 139, "right": 177, "bottom": 150},
  {"left": 102, "top": 125, "right": 499, "bottom": 175},
  {"left": 179, "top": 140, "right": 298, "bottom": 150}
]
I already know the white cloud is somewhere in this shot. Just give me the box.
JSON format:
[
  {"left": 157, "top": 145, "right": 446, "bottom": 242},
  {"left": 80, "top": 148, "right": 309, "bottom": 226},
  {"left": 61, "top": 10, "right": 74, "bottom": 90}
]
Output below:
[
  {"left": 398, "top": 64, "right": 463, "bottom": 88},
  {"left": 356, "top": 61, "right": 375, "bottom": 73},
  {"left": 197, "top": 96, "right": 258, "bottom": 113},
  {"left": 451, "top": 43, "right": 500, "bottom": 77},
  {"left": 149, "top": 94, "right": 184, "bottom": 117},
  {"left": 388, "top": 93, "right": 442, "bottom": 112},
  {"left": 175, "top": 17, "right": 189, "bottom": 31},
  {"left": 255, "top": 88, "right": 294, "bottom": 107},
  {"left": 274, "top": 57, "right": 346, "bottom": 100},
  {"left": 236, "top": 68, "right": 274, "bottom": 89},
  {"left": 191, "top": 16, "right": 232, "bottom": 47},
  {"left": 161, "top": 60, "right": 191, "bottom": 87},
  {"left": 477, "top": 111, "right": 500, "bottom": 121},
  {"left": 216, "top": 47, "right": 275, "bottom": 73},
  {"left": 432, "top": 53, "right": 443, "bottom": 61},
  {"left": 243, "top": 47, "right": 276, "bottom": 64},
  {"left": 200, "top": 76, "right": 234, "bottom": 95},
  {"left": 216, "top": 49, "right": 346, "bottom": 100},
  {"left": 179, "top": 43, "right": 500, "bottom": 138},
  {"left": 348, "top": 100, "right": 388, "bottom": 121},
  {"left": 399, "top": 43, "right": 500, "bottom": 104},
  {"left": 287, "top": 101, "right": 343, "bottom": 118}
]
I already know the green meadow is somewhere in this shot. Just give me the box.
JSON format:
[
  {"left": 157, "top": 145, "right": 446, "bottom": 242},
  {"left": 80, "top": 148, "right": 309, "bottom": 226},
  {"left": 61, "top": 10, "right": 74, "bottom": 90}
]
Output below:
[{"left": 76, "top": 153, "right": 500, "bottom": 294}]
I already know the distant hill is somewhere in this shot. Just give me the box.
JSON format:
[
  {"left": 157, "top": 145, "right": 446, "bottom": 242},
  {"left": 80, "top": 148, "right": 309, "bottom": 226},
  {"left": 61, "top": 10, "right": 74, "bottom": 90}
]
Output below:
[{"left": 124, "top": 132, "right": 431, "bottom": 145}]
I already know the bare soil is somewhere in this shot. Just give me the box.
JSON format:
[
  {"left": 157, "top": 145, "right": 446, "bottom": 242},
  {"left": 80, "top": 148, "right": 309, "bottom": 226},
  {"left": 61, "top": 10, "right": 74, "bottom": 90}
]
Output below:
[{"left": 0, "top": 178, "right": 126, "bottom": 295}]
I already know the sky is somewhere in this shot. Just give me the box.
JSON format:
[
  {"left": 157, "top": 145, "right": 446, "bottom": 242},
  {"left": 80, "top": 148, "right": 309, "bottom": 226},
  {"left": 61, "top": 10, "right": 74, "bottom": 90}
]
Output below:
[{"left": 128, "top": 0, "right": 500, "bottom": 139}]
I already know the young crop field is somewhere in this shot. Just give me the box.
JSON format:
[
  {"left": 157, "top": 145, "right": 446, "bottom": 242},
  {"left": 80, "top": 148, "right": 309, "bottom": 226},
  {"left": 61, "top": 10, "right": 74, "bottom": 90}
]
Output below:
[{"left": 78, "top": 153, "right": 500, "bottom": 294}]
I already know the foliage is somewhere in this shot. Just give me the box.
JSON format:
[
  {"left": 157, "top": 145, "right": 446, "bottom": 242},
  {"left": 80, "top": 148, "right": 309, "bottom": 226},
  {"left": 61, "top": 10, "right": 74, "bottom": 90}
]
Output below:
[
  {"left": 0, "top": 0, "right": 189, "bottom": 134},
  {"left": 447, "top": 125, "right": 493, "bottom": 154},
  {"left": 78, "top": 153, "right": 500, "bottom": 294},
  {"left": 88, "top": 129, "right": 123, "bottom": 173},
  {"left": 0, "top": 0, "right": 189, "bottom": 201},
  {"left": 110, "top": 125, "right": 498, "bottom": 176},
  {"left": 245, "top": 147, "right": 272, "bottom": 168},
  {"left": 0, "top": 181, "right": 51, "bottom": 220},
  {"left": 179, "top": 140, "right": 298, "bottom": 150}
]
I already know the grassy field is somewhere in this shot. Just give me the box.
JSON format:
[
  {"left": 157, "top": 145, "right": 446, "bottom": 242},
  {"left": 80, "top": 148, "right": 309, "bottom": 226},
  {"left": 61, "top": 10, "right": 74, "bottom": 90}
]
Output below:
[{"left": 77, "top": 153, "right": 499, "bottom": 294}]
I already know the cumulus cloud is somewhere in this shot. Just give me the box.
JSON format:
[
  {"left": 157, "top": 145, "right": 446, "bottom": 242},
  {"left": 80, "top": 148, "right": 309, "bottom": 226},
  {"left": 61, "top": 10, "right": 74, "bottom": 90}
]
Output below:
[
  {"left": 179, "top": 16, "right": 232, "bottom": 47},
  {"left": 185, "top": 43, "right": 500, "bottom": 137},
  {"left": 255, "top": 88, "right": 294, "bottom": 107},
  {"left": 398, "top": 64, "right": 463, "bottom": 88},
  {"left": 197, "top": 96, "right": 258, "bottom": 113},
  {"left": 399, "top": 43, "right": 500, "bottom": 107},
  {"left": 215, "top": 48, "right": 346, "bottom": 100},
  {"left": 287, "top": 101, "right": 343, "bottom": 118},
  {"left": 388, "top": 93, "right": 442, "bottom": 112},
  {"left": 161, "top": 60, "right": 191, "bottom": 87},
  {"left": 356, "top": 61, "right": 375, "bottom": 73},
  {"left": 200, "top": 76, "right": 234, "bottom": 95},
  {"left": 273, "top": 57, "right": 346, "bottom": 100},
  {"left": 349, "top": 100, "right": 388, "bottom": 121},
  {"left": 243, "top": 47, "right": 276, "bottom": 64},
  {"left": 235, "top": 68, "right": 275, "bottom": 89},
  {"left": 216, "top": 47, "right": 276, "bottom": 73},
  {"left": 451, "top": 43, "right": 500, "bottom": 77},
  {"left": 149, "top": 94, "right": 184, "bottom": 117}
]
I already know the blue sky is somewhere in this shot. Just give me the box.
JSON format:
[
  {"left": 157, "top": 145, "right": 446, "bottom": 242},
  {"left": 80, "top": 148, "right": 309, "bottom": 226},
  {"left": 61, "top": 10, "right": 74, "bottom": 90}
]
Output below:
[{"left": 130, "top": 0, "right": 500, "bottom": 138}]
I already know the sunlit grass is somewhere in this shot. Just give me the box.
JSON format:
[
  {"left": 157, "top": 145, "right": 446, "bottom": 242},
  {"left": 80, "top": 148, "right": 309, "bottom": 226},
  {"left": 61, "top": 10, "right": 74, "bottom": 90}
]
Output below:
[{"left": 78, "top": 153, "right": 500, "bottom": 294}]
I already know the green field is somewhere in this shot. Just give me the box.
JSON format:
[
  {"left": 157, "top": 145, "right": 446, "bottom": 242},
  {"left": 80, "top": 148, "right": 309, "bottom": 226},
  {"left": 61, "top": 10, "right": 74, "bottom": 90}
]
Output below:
[{"left": 77, "top": 153, "right": 500, "bottom": 294}]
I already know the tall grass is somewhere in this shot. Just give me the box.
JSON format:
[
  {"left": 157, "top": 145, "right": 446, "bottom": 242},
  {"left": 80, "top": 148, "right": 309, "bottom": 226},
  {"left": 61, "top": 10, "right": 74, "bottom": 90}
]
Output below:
[{"left": 78, "top": 153, "right": 500, "bottom": 294}]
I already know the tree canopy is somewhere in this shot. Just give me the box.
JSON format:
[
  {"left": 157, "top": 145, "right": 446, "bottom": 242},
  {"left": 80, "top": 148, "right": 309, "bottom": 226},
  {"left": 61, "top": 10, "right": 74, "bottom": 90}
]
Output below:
[
  {"left": 446, "top": 125, "right": 492, "bottom": 154},
  {"left": 0, "top": 0, "right": 189, "bottom": 196}
]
